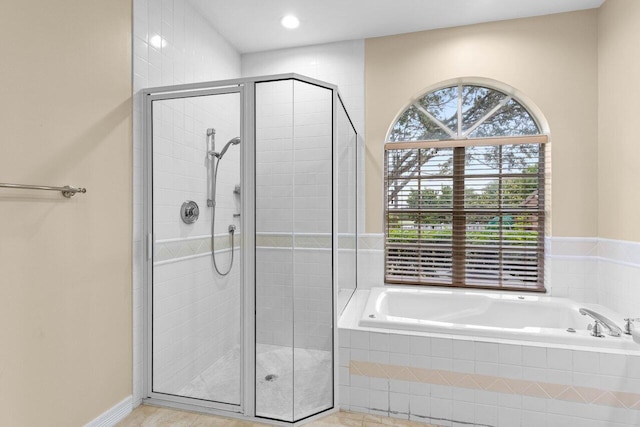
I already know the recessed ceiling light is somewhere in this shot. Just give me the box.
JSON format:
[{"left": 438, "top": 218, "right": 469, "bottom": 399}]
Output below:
[{"left": 281, "top": 15, "right": 300, "bottom": 29}]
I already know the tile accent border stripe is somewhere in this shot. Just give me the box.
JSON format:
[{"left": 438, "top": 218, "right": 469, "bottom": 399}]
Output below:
[
  {"left": 154, "top": 234, "right": 239, "bottom": 263},
  {"left": 154, "top": 232, "right": 350, "bottom": 264},
  {"left": 350, "top": 361, "right": 640, "bottom": 410}
]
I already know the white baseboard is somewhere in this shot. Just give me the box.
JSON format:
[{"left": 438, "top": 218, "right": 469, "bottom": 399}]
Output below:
[{"left": 84, "top": 396, "right": 133, "bottom": 427}]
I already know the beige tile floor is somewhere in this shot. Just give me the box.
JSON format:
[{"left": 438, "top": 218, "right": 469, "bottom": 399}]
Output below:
[{"left": 116, "top": 405, "right": 442, "bottom": 427}]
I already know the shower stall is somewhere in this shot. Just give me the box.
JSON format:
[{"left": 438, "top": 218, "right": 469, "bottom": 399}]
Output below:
[{"left": 142, "top": 74, "right": 358, "bottom": 423}]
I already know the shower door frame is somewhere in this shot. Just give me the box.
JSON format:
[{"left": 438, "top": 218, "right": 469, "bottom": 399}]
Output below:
[
  {"left": 142, "top": 82, "right": 254, "bottom": 415},
  {"left": 141, "top": 74, "right": 340, "bottom": 424}
]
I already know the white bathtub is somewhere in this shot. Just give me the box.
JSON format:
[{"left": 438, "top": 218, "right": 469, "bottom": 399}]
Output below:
[{"left": 358, "top": 286, "right": 640, "bottom": 350}]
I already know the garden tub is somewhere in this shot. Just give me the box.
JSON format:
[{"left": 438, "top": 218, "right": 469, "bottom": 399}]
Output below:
[{"left": 358, "top": 286, "right": 639, "bottom": 350}]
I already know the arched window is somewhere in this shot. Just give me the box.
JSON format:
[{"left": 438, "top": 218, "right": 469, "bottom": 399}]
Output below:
[{"left": 384, "top": 83, "right": 548, "bottom": 291}]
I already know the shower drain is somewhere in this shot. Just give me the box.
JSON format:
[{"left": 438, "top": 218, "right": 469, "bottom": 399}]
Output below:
[{"left": 265, "top": 374, "right": 277, "bottom": 382}]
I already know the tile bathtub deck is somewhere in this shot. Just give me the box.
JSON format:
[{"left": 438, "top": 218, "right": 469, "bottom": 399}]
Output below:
[{"left": 116, "top": 405, "right": 442, "bottom": 427}]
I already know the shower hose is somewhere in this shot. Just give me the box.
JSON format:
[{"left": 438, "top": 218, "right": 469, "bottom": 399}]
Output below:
[{"left": 210, "top": 155, "right": 235, "bottom": 276}]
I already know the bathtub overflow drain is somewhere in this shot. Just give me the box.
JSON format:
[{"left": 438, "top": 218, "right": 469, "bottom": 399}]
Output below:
[
  {"left": 265, "top": 374, "right": 277, "bottom": 382},
  {"left": 369, "top": 314, "right": 376, "bottom": 318}
]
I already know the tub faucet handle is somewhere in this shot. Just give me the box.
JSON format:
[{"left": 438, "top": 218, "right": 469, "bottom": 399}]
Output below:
[
  {"left": 623, "top": 318, "right": 640, "bottom": 335},
  {"left": 589, "top": 320, "right": 605, "bottom": 338}
]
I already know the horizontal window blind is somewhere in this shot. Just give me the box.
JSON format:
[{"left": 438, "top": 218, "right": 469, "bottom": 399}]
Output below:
[{"left": 385, "top": 138, "right": 546, "bottom": 291}]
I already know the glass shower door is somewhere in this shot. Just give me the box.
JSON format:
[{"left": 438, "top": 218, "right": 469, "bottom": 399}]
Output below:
[{"left": 149, "top": 88, "right": 243, "bottom": 408}]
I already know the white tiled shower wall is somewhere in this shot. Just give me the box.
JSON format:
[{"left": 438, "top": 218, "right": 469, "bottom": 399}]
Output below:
[
  {"left": 242, "top": 40, "right": 366, "bottom": 233},
  {"left": 255, "top": 80, "right": 334, "bottom": 351},
  {"left": 152, "top": 252, "right": 240, "bottom": 395},
  {"left": 152, "top": 94, "right": 241, "bottom": 241},
  {"left": 133, "top": 0, "right": 242, "bottom": 405}
]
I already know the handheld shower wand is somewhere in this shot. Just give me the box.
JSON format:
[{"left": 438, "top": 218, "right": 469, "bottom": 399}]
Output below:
[{"left": 214, "top": 137, "right": 241, "bottom": 160}]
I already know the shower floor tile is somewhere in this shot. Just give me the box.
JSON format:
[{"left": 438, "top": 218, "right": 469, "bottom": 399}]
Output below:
[
  {"left": 255, "top": 344, "right": 333, "bottom": 420},
  {"left": 177, "top": 344, "right": 333, "bottom": 421}
]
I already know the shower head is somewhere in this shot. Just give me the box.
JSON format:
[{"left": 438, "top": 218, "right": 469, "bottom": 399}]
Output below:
[{"left": 215, "top": 137, "right": 241, "bottom": 160}]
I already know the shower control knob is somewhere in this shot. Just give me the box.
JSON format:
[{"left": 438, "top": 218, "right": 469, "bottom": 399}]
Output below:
[{"left": 181, "top": 201, "right": 199, "bottom": 224}]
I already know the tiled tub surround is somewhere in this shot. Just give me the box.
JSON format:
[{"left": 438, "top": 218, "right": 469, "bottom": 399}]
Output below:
[
  {"left": 339, "top": 291, "right": 640, "bottom": 427},
  {"left": 596, "top": 238, "right": 640, "bottom": 318},
  {"left": 357, "top": 235, "right": 640, "bottom": 317}
]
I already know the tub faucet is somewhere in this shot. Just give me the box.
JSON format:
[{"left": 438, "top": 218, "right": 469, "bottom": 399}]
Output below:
[{"left": 579, "top": 308, "right": 622, "bottom": 337}]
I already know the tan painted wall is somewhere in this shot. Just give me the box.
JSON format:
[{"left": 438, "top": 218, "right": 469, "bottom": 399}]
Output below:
[
  {"left": 598, "top": 0, "right": 640, "bottom": 242},
  {"left": 365, "top": 11, "right": 599, "bottom": 236},
  {"left": 0, "top": 0, "right": 132, "bottom": 425}
]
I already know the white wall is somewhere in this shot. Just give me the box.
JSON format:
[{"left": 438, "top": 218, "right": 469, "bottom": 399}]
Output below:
[{"left": 132, "top": 0, "right": 242, "bottom": 405}]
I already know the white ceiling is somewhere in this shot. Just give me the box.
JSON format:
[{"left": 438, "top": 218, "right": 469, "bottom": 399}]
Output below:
[{"left": 189, "top": 0, "right": 605, "bottom": 54}]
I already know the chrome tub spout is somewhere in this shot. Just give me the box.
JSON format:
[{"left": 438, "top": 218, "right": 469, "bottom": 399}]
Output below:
[{"left": 579, "top": 308, "right": 623, "bottom": 337}]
